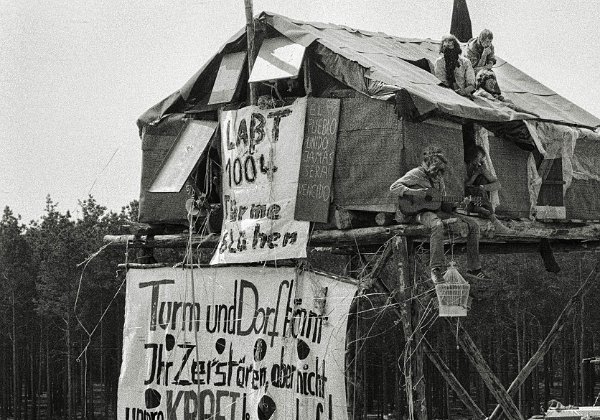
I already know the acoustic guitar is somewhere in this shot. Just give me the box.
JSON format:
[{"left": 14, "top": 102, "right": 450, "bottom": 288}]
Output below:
[{"left": 398, "top": 188, "right": 482, "bottom": 216}]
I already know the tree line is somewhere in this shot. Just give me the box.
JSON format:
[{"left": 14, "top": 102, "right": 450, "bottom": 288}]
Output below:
[
  {"left": 3, "top": 195, "right": 600, "bottom": 419},
  {"left": 0, "top": 196, "right": 140, "bottom": 419},
  {"left": 348, "top": 247, "right": 600, "bottom": 419}
]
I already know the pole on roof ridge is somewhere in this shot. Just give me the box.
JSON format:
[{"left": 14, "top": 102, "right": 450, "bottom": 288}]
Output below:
[
  {"left": 450, "top": 0, "right": 473, "bottom": 42},
  {"left": 244, "top": 0, "right": 258, "bottom": 105}
]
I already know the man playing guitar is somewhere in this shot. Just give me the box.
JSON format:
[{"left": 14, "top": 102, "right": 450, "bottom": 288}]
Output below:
[{"left": 390, "top": 145, "right": 488, "bottom": 284}]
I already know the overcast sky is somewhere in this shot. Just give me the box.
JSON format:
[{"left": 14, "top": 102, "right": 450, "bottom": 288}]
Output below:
[{"left": 1, "top": 0, "right": 599, "bottom": 223}]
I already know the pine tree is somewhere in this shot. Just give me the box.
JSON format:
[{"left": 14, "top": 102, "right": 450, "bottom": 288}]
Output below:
[{"left": 0, "top": 207, "right": 35, "bottom": 420}]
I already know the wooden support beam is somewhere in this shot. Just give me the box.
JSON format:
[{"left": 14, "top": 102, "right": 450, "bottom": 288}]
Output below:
[
  {"left": 393, "top": 237, "right": 427, "bottom": 420},
  {"left": 104, "top": 220, "right": 600, "bottom": 250},
  {"left": 369, "top": 243, "right": 484, "bottom": 420},
  {"left": 244, "top": 0, "right": 258, "bottom": 105},
  {"left": 422, "top": 339, "right": 486, "bottom": 420},
  {"left": 363, "top": 238, "right": 597, "bottom": 420},
  {"left": 488, "top": 265, "right": 600, "bottom": 420},
  {"left": 360, "top": 239, "right": 394, "bottom": 288},
  {"left": 447, "top": 320, "right": 524, "bottom": 420},
  {"left": 104, "top": 233, "right": 221, "bottom": 249},
  {"left": 394, "top": 237, "right": 416, "bottom": 420}
]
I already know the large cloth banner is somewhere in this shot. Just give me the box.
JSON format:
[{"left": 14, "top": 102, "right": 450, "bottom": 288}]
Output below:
[
  {"left": 211, "top": 98, "right": 310, "bottom": 265},
  {"left": 118, "top": 266, "right": 357, "bottom": 420}
]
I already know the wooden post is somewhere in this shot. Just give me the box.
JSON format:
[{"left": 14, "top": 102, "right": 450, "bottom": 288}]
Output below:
[
  {"left": 368, "top": 240, "right": 484, "bottom": 420},
  {"left": 411, "top": 275, "right": 427, "bottom": 420},
  {"left": 422, "top": 339, "right": 485, "bottom": 420},
  {"left": 448, "top": 320, "right": 524, "bottom": 420},
  {"left": 361, "top": 239, "right": 394, "bottom": 289},
  {"left": 393, "top": 237, "right": 427, "bottom": 420},
  {"left": 244, "top": 0, "right": 258, "bottom": 105},
  {"left": 345, "top": 298, "right": 364, "bottom": 420},
  {"left": 395, "top": 237, "right": 415, "bottom": 420},
  {"left": 488, "top": 267, "right": 600, "bottom": 420}
]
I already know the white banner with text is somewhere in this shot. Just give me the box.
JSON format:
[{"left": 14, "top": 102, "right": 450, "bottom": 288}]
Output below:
[
  {"left": 118, "top": 266, "right": 357, "bottom": 420},
  {"left": 211, "top": 98, "right": 310, "bottom": 265}
]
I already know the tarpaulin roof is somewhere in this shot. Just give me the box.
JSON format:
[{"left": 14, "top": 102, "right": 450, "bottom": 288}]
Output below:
[{"left": 138, "top": 12, "right": 600, "bottom": 130}]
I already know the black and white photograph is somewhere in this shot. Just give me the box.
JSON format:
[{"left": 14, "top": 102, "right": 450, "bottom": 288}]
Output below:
[{"left": 2, "top": 1, "right": 600, "bottom": 419}]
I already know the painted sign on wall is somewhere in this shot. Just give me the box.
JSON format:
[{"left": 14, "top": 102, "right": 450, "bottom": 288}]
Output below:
[
  {"left": 117, "top": 266, "right": 357, "bottom": 420},
  {"left": 211, "top": 98, "right": 310, "bottom": 265},
  {"left": 295, "top": 98, "right": 340, "bottom": 223}
]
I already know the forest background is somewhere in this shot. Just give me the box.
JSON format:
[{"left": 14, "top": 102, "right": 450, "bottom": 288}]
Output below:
[{"left": 2, "top": 195, "right": 600, "bottom": 419}]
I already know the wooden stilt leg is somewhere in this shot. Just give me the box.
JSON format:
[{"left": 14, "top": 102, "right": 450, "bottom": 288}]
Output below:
[
  {"left": 447, "top": 320, "right": 524, "bottom": 420},
  {"left": 393, "top": 237, "right": 427, "bottom": 420},
  {"left": 422, "top": 339, "right": 485, "bottom": 420}
]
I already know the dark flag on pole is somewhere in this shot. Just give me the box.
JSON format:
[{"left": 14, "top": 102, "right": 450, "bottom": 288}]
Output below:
[{"left": 450, "top": 0, "right": 473, "bottom": 42}]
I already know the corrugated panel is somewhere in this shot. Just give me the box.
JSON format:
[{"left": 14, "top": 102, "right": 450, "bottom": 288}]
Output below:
[{"left": 248, "top": 36, "right": 305, "bottom": 82}]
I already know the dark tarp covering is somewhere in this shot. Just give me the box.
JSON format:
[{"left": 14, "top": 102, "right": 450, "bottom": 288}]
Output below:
[
  {"left": 333, "top": 94, "right": 464, "bottom": 212},
  {"left": 135, "top": 11, "right": 600, "bottom": 221},
  {"left": 566, "top": 179, "right": 600, "bottom": 220},
  {"left": 138, "top": 12, "right": 600, "bottom": 131},
  {"left": 564, "top": 132, "right": 600, "bottom": 220}
]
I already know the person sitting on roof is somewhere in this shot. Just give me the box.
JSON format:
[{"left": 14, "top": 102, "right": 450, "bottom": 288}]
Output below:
[
  {"left": 473, "top": 69, "right": 503, "bottom": 99},
  {"left": 434, "top": 34, "right": 476, "bottom": 97},
  {"left": 466, "top": 29, "right": 496, "bottom": 74},
  {"left": 390, "top": 145, "right": 489, "bottom": 284},
  {"left": 473, "top": 69, "right": 536, "bottom": 115},
  {"left": 464, "top": 145, "right": 513, "bottom": 235}
]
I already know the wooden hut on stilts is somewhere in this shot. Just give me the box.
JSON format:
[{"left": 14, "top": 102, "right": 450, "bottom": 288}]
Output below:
[{"left": 107, "top": 2, "right": 600, "bottom": 419}]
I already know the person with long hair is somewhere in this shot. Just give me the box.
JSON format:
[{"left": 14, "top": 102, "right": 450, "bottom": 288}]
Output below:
[
  {"left": 434, "top": 34, "right": 476, "bottom": 97},
  {"left": 473, "top": 69, "right": 536, "bottom": 115},
  {"left": 390, "top": 145, "right": 488, "bottom": 284},
  {"left": 466, "top": 29, "right": 496, "bottom": 74},
  {"left": 464, "top": 145, "right": 513, "bottom": 235}
]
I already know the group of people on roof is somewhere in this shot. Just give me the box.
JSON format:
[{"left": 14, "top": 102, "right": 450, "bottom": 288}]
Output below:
[
  {"left": 433, "top": 29, "right": 493, "bottom": 97},
  {"left": 433, "top": 29, "right": 521, "bottom": 109}
]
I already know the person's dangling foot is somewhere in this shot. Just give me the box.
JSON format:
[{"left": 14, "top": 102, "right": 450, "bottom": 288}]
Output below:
[
  {"left": 465, "top": 268, "right": 492, "bottom": 280},
  {"left": 431, "top": 267, "right": 445, "bottom": 285},
  {"left": 491, "top": 216, "right": 514, "bottom": 236}
]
